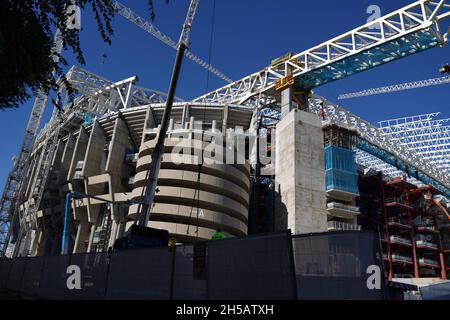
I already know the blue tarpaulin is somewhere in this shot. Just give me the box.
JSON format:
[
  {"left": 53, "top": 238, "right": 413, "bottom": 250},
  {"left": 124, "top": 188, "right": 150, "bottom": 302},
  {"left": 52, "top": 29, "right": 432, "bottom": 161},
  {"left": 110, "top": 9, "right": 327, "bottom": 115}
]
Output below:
[{"left": 325, "top": 146, "right": 359, "bottom": 195}]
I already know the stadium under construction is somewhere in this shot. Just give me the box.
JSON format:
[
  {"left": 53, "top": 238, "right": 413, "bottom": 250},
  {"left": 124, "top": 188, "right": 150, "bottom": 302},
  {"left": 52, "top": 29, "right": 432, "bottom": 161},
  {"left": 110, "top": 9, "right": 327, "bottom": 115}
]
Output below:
[{"left": 1, "top": 0, "right": 450, "bottom": 299}]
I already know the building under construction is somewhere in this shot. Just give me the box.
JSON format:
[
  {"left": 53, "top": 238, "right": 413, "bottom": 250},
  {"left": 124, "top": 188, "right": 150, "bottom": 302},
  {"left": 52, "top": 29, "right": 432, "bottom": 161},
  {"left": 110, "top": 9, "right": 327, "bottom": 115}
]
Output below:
[{"left": 1, "top": 0, "right": 450, "bottom": 297}]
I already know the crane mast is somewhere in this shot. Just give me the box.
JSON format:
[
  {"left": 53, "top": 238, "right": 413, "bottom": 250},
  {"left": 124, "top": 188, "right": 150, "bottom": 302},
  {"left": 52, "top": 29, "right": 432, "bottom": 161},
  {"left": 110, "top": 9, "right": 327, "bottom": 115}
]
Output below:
[
  {"left": 1, "top": 0, "right": 450, "bottom": 255},
  {"left": 136, "top": 0, "right": 200, "bottom": 227}
]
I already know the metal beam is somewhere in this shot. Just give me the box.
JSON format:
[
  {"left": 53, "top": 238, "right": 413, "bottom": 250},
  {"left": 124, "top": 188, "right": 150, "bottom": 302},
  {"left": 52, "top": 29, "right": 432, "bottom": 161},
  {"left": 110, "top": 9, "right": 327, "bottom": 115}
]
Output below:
[{"left": 193, "top": 0, "right": 450, "bottom": 107}]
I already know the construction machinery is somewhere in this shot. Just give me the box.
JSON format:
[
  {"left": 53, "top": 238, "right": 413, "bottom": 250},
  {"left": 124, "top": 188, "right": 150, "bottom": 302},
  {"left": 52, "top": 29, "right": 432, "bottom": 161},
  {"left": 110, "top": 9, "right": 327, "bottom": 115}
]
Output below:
[
  {"left": 0, "top": 30, "right": 64, "bottom": 256},
  {"left": 339, "top": 63, "right": 450, "bottom": 100},
  {"left": 338, "top": 75, "right": 450, "bottom": 100},
  {"left": 112, "top": 0, "right": 232, "bottom": 83},
  {"left": 136, "top": 0, "right": 200, "bottom": 227},
  {"left": 2, "top": 0, "right": 450, "bottom": 256}
]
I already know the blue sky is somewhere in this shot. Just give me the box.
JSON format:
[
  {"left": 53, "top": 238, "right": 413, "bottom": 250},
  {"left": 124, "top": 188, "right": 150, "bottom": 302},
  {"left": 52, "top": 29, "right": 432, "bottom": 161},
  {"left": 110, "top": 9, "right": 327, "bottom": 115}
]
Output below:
[{"left": 0, "top": 0, "right": 449, "bottom": 189}]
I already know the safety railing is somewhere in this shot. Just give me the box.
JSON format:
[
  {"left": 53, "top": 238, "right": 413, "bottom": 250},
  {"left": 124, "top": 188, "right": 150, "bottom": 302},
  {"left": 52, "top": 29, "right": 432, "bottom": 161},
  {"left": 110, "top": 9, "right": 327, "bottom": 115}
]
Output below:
[
  {"left": 387, "top": 217, "right": 411, "bottom": 229},
  {"left": 416, "top": 240, "right": 438, "bottom": 250},
  {"left": 390, "top": 236, "right": 412, "bottom": 246},
  {"left": 418, "top": 258, "right": 439, "bottom": 267},
  {"left": 327, "top": 221, "right": 361, "bottom": 231},
  {"left": 327, "top": 202, "right": 360, "bottom": 214},
  {"left": 391, "top": 254, "right": 413, "bottom": 264}
]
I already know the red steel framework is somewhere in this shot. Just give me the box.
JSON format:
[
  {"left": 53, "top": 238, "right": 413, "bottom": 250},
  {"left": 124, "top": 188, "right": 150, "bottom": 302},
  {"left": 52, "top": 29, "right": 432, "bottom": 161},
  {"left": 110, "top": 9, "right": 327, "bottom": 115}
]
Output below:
[{"left": 379, "top": 177, "right": 448, "bottom": 281}]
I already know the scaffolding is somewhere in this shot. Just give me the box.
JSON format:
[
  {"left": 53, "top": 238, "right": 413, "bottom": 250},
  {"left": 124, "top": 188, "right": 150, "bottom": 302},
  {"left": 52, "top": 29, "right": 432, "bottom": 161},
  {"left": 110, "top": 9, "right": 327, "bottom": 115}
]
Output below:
[{"left": 359, "top": 174, "right": 449, "bottom": 280}]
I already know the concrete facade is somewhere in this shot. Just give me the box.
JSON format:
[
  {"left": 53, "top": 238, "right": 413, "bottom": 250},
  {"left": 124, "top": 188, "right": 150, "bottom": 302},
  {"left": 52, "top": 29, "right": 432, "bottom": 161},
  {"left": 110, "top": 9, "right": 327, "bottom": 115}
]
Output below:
[
  {"left": 275, "top": 109, "right": 328, "bottom": 234},
  {"left": 19, "top": 104, "right": 253, "bottom": 256}
]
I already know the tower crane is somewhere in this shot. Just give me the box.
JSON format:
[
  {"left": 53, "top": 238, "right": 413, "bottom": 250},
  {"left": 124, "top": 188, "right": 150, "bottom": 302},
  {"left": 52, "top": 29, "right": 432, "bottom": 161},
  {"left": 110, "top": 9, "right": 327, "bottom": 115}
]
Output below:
[
  {"left": 191, "top": 0, "right": 450, "bottom": 196},
  {"left": 3, "top": 0, "right": 450, "bottom": 255},
  {"left": 0, "top": 30, "right": 64, "bottom": 256},
  {"left": 338, "top": 64, "right": 450, "bottom": 100},
  {"left": 136, "top": 0, "right": 200, "bottom": 227},
  {"left": 112, "top": 0, "right": 232, "bottom": 84}
]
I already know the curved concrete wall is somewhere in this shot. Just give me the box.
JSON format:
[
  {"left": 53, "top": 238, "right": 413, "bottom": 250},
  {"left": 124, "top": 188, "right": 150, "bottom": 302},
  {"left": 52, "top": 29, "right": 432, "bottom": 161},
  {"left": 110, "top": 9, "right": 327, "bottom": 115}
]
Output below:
[
  {"left": 129, "top": 135, "right": 250, "bottom": 242},
  {"left": 17, "top": 103, "right": 253, "bottom": 256}
]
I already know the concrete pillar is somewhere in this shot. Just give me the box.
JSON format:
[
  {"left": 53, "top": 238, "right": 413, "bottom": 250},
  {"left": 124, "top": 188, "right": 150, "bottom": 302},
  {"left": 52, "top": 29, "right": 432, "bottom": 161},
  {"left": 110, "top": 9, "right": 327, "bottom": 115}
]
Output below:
[
  {"left": 222, "top": 104, "right": 229, "bottom": 133},
  {"left": 106, "top": 118, "right": 130, "bottom": 246},
  {"left": 73, "top": 216, "right": 91, "bottom": 254},
  {"left": 142, "top": 107, "right": 156, "bottom": 144},
  {"left": 86, "top": 224, "right": 96, "bottom": 253},
  {"left": 182, "top": 104, "right": 190, "bottom": 129},
  {"left": 275, "top": 109, "right": 328, "bottom": 235},
  {"left": 67, "top": 127, "right": 89, "bottom": 182},
  {"left": 30, "top": 229, "right": 42, "bottom": 256},
  {"left": 82, "top": 121, "right": 106, "bottom": 178},
  {"left": 108, "top": 220, "right": 119, "bottom": 248},
  {"left": 36, "top": 228, "right": 49, "bottom": 256},
  {"left": 58, "top": 133, "right": 76, "bottom": 185},
  {"left": 82, "top": 120, "right": 107, "bottom": 225},
  {"left": 281, "top": 87, "right": 293, "bottom": 118}
]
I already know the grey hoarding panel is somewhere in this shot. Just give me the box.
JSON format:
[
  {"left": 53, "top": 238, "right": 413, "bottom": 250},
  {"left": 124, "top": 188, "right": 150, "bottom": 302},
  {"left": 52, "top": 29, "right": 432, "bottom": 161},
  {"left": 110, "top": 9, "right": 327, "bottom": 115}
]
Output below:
[
  {"left": 65, "top": 252, "right": 109, "bottom": 300},
  {"left": 106, "top": 247, "right": 172, "bottom": 300},
  {"left": 20, "top": 256, "right": 45, "bottom": 297},
  {"left": 6, "top": 257, "right": 27, "bottom": 292},
  {"left": 206, "top": 232, "right": 296, "bottom": 300},
  {"left": 293, "top": 231, "right": 384, "bottom": 300},
  {"left": 38, "top": 255, "right": 70, "bottom": 300},
  {"left": 0, "top": 259, "right": 12, "bottom": 291},
  {"left": 173, "top": 245, "right": 207, "bottom": 300},
  {"left": 420, "top": 281, "right": 450, "bottom": 300}
]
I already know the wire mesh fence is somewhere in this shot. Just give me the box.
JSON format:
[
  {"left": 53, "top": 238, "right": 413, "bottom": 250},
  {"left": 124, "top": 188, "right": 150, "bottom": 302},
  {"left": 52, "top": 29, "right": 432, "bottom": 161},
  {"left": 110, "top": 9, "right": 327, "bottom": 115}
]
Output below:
[{"left": 0, "top": 230, "right": 385, "bottom": 300}]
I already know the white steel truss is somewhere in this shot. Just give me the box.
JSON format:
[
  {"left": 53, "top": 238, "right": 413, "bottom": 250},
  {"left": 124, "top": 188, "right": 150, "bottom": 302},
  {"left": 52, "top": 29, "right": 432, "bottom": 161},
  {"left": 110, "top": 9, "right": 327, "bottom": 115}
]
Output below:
[
  {"left": 112, "top": 0, "right": 233, "bottom": 83},
  {"left": 0, "top": 29, "right": 64, "bottom": 255},
  {"left": 193, "top": 0, "right": 450, "bottom": 107},
  {"left": 8, "top": 66, "right": 172, "bottom": 257},
  {"left": 355, "top": 149, "right": 425, "bottom": 186},
  {"left": 338, "top": 75, "right": 450, "bottom": 100},
  {"left": 65, "top": 65, "right": 183, "bottom": 116},
  {"left": 379, "top": 113, "right": 450, "bottom": 172},
  {"left": 308, "top": 95, "right": 450, "bottom": 190}
]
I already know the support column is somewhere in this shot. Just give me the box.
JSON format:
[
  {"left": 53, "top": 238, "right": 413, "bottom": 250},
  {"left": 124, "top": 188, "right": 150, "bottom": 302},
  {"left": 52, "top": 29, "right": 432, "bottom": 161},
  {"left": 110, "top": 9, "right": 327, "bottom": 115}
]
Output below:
[
  {"left": 82, "top": 120, "right": 106, "bottom": 225},
  {"left": 407, "top": 198, "right": 420, "bottom": 278},
  {"left": 222, "top": 104, "right": 229, "bottom": 133},
  {"left": 380, "top": 177, "right": 393, "bottom": 281},
  {"left": 86, "top": 224, "right": 96, "bottom": 253},
  {"left": 281, "top": 87, "right": 293, "bottom": 118},
  {"left": 73, "top": 217, "right": 91, "bottom": 254},
  {"left": 105, "top": 118, "right": 130, "bottom": 247},
  {"left": 432, "top": 211, "right": 447, "bottom": 279},
  {"left": 275, "top": 109, "right": 328, "bottom": 234},
  {"left": 30, "top": 229, "right": 43, "bottom": 256}
]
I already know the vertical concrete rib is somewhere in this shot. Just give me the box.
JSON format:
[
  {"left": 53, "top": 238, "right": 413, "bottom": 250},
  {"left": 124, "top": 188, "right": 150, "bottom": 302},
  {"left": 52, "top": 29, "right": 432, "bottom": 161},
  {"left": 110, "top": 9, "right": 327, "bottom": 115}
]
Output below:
[{"left": 275, "top": 109, "right": 328, "bottom": 234}]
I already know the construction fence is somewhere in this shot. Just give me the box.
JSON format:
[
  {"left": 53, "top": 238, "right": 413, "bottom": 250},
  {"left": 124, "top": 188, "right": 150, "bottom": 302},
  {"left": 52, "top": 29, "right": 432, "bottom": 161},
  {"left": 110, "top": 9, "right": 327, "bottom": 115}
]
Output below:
[{"left": 0, "top": 230, "right": 385, "bottom": 300}]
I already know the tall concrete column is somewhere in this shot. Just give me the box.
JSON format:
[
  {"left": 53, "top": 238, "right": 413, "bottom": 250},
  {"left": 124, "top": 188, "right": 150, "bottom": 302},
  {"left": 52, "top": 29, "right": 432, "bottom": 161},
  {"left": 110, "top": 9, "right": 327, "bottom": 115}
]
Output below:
[
  {"left": 58, "top": 133, "right": 76, "bottom": 185},
  {"left": 281, "top": 87, "right": 293, "bottom": 118},
  {"left": 275, "top": 109, "right": 328, "bottom": 234},
  {"left": 30, "top": 229, "right": 42, "bottom": 256},
  {"left": 82, "top": 120, "right": 107, "bottom": 225},
  {"left": 67, "top": 127, "right": 89, "bottom": 182},
  {"left": 105, "top": 118, "right": 130, "bottom": 246},
  {"left": 86, "top": 224, "right": 96, "bottom": 253},
  {"left": 73, "top": 217, "right": 91, "bottom": 254}
]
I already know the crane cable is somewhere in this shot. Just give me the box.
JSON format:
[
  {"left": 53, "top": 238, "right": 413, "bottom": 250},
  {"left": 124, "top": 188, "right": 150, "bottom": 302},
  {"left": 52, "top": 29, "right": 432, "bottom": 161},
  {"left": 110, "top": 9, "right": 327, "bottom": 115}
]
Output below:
[{"left": 186, "top": 0, "right": 216, "bottom": 240}]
